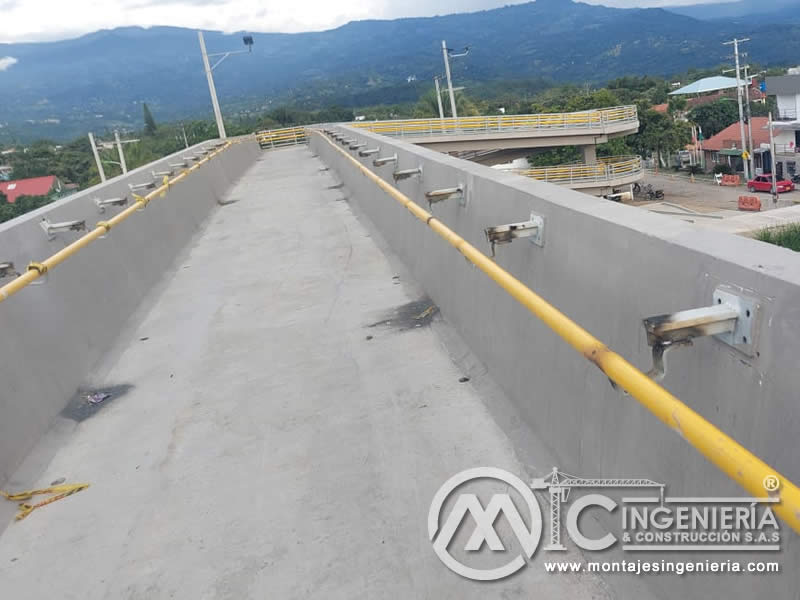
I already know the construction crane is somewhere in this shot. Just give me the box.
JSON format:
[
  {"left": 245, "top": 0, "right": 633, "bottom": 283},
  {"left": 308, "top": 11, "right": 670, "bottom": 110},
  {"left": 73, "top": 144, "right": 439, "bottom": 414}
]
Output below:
[{"left": 531, "top": 467, "right": 664, "bottom": 550}]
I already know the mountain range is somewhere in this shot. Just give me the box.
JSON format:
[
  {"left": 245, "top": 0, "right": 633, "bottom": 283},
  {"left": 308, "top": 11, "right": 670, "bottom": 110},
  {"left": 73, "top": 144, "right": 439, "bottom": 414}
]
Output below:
[{"left": 1, "top": 0, "right": 799, "bottom": 141}]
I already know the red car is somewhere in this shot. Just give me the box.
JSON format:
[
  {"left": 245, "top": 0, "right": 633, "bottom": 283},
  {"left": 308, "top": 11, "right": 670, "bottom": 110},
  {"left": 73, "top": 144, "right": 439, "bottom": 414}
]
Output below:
[{"left": 747, "top": 175, "right": 794, "bottom": 193}]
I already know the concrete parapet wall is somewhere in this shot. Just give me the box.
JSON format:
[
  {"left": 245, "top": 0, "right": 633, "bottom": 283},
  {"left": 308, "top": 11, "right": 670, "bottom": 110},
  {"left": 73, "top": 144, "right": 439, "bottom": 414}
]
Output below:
[
  {"left": 312, "top": 126, "right": 800, "bottom": 598},
  {"left": 0, "top": 137, "right": 261, "bottom": 485}
]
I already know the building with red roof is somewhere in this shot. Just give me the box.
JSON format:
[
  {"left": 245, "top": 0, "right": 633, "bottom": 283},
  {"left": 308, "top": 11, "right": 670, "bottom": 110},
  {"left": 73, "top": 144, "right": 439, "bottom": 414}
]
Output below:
[
  {"left": 0, "top": 175, "right": 62, "bottom": 204},
  {"left": 701, "top": 117, "right": 770, "bottom": 174}
]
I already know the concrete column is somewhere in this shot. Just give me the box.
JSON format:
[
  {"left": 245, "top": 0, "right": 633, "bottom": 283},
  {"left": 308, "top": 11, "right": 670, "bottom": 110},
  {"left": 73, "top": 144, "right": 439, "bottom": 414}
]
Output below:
[{"left": 581, "top": 145, "right": 597, "bottom": 164}]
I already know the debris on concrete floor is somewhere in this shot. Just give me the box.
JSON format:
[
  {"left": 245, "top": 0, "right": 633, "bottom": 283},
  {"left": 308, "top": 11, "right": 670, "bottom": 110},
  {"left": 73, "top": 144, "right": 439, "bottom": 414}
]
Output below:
[
  {"left": 86, "top": 392, "right": 111, "bottom": 405},
  {"left": 1, "top": 483, "right": 89, "bottom": 522}
]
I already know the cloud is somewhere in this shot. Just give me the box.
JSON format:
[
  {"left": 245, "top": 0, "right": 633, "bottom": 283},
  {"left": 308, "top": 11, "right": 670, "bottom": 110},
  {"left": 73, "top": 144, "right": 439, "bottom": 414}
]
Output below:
[
  {"left": 0, "top": 0, "right": 725, "bottom": 43},
  {"left": 0, "top": 57, "right": 18, "bottom": 71}
]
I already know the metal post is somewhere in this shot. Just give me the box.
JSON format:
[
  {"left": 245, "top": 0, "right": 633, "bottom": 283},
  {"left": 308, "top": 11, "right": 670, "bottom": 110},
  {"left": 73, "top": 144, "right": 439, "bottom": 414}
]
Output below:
[
  {"left": 88, "top": 132, "right": 106, "bottom": 183},
  {"left": 434, "top": 76, "right": 445, "bottom": 120},
  {"left": 769, "top": 111, "right": 778, "bottom": 204},
  {"left": 441, "top": 40, "right": 457, "bottom": 120},
  {"left": 198, "top": 31, "right": 227, "bottom": 139},
  {"left": 114, "top": 130, "right": 128, "bottom": 174},
  {"left": 743, "top": 65, "right": 755, "bottom": 177},
  {"left": 724, "top": 38, "right": 750, "bottom": 180}
]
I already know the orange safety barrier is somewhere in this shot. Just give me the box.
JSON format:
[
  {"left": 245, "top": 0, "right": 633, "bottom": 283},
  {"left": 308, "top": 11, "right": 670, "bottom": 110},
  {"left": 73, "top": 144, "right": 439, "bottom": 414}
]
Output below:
[
  {"left": 738, "top": 195, "right": 761, "bottom": 211},
  {"left": 721, "top": 174, "right": 741, "bottom": 186}
]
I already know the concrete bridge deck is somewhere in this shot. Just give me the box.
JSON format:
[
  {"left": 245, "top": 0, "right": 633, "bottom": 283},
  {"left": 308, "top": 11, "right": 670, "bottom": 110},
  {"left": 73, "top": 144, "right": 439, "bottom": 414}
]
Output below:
[
  {"left": 1, "top": 131, "right": 798, "bottom": 599},
  {"left": 0, "top": 147, "right": 612, "bottom": 599}
]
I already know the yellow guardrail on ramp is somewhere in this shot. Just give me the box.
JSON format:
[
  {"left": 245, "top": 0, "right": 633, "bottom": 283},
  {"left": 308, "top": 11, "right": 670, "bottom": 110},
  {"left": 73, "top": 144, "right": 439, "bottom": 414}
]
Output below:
[
  {"left": 255, "top": 126, "right": 307, "bottom": 148},
  {"left": 350, "top": 106, "right": 638, "bottom": 138},
  {"left": 316, "top": 128, "right": 800, "bottom": 534},
  {"left": 519, "top": 156, "right": 642, "bottom": 185}
]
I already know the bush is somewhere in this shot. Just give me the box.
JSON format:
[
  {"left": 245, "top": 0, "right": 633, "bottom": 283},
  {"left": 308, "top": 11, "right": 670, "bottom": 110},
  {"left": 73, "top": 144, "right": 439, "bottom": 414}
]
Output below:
[
  {"left": 713, "top": 164, "right": 733, "bottom": 175},
  {"left": 688, "top": 165, "right": 703, "bottom": 175},
  {"left": 755, "top": 224, "right": 800, "bottom": 252}
]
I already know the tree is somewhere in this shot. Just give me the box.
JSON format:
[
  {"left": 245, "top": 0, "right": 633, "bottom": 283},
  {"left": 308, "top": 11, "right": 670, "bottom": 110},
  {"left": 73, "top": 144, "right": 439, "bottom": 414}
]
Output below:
[
  {"left": 667, "top": 96, "right": 687, "bottom": 117},
  {"left": 634, "top": 109, "right": 692, "bottom": 167},
  {"left": 528, "top": 146, "right": 580, "bottom": 167},
  {"left": 688, "top": 99, "right": 739, "bottom": 138},
  {"left": 565, "top": 89, "right": 621, "bottom": 112},
  {"left": 143, "top": 103, "right": 157, "bottom": 135}
]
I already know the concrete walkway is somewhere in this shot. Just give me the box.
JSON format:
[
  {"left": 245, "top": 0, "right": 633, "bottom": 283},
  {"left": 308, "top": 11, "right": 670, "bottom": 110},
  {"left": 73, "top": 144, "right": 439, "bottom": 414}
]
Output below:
[{"left": 0, "top": 147, "right": 609, "bottom": 599}]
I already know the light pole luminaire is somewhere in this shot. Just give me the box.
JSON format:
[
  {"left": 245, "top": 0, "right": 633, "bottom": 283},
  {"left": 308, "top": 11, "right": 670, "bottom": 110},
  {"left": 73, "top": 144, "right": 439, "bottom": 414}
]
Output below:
[
  {"left": 198, "top": 31, "right": 254, "bottom": 140},
  {"left": 441, "top": 41, "right": 469, "bottom": 121}
]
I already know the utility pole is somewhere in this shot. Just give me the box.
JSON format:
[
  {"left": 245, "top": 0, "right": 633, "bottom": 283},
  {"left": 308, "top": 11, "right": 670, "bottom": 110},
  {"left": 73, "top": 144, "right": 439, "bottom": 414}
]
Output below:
[
  {"left": 441, "top": 40, "right": 457, "bottom": 120},
  {"left": 434, "top": 76, "right": 445, "bottom": 119},
  {"left": 198, "top": 31, "right": 226, "bottom": 140},
  {"left": 723, "top": 37, "right": 750, "bottom": 180},
  {"left": 88, "top": 132, "right": 106, "bottom": 183},
  {"left": 181, "top": 124, "right": 189, "bottom": 149},
  {"left": 114, "top": 130, "right": 128, "bottom": 174},
  {"left": 769, "top": 111, "right": 778, "bottom": 204}
]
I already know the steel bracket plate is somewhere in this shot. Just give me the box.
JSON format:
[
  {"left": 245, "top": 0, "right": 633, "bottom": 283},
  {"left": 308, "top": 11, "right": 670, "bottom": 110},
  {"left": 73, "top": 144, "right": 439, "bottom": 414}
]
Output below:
[
  {"left": 527, "top": 213, "right": 545, "bottom": 247},
  {"left": 712, "top": 285, "right": 760, "bottom": 356}
]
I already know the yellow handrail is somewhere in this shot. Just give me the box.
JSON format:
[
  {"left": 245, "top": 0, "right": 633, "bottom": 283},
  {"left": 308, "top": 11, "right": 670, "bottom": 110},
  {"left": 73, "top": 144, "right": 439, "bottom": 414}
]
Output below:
[
  {"left": 315, "top": 129, "right": 800, "bottom": 534},
  {"left": 0, "top": 141, "right": 234, "bottom": 304},
  {"left": 351, "top": 106, "right": 638, "bottom": 137},
  {"left": 519, "top": 156, "right": 642, "bottom": 184},
  {"left": 255, "top": 126, "right": 308, "bottom": 146}
]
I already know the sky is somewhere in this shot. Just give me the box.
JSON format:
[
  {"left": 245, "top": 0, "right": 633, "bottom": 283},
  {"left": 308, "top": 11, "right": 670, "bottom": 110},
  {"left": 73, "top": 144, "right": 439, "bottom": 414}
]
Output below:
[{"left": 0, "top": 0, "right": 728, "bottom": 44}]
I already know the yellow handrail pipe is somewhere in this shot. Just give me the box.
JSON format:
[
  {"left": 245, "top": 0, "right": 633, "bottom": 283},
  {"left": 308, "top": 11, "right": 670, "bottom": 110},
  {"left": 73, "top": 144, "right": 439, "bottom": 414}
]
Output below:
[
  {"left": 0, "top": 141, "right": 234, "bottom": 304},
  {"left": 315, "top": 129, "right": 800, "bottom": 534}
]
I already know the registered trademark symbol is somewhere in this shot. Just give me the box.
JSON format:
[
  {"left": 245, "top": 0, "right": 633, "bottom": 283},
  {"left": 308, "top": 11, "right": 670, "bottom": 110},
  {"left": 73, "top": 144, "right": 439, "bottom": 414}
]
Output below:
[{"left": 763, "top": 475, "right": 780, "bottom": 492}]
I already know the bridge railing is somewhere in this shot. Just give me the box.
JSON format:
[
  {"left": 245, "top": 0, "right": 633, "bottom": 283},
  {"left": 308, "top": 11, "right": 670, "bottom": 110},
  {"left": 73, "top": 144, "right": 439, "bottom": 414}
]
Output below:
[
  {"left": 255, "top": 126, "right": 308, "bottom": 149},
  {"left": 350, "top": 106, "right": 638, "bottom": 138},
  {"left": 313, "top": 126, "right": 800, "bottom": 535},
  {"left": 516, "top": 155, "right": 643, "bottom": 185}
]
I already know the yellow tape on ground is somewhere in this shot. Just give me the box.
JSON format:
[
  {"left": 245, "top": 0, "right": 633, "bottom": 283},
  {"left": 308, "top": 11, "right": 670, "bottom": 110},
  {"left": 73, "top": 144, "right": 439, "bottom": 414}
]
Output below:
[{"left": 1, "top": 483, "right": 89, "bottom": 521}]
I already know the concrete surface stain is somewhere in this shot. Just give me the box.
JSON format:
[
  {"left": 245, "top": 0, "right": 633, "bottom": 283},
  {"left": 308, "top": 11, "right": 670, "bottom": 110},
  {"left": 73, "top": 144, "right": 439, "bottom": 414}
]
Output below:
[
  {"left": 60, "top": 384, "right": 135, "bottom": 422},
  {"left": 368, "top": 297, "right": 439, "bottom": 332}
]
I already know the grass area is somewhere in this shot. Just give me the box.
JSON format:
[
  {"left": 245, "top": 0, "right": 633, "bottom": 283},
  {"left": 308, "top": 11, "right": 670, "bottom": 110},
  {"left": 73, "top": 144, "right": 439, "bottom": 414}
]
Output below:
[{"left": 754, "top": 223, "right": 800, "bottom": 252}]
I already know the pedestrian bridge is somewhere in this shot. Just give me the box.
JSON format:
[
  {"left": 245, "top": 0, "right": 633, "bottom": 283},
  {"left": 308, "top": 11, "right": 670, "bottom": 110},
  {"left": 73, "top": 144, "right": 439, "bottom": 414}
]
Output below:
[
  {"left": 257, "top": 106, "right": 639, "bottom": 153},
  {"left": 349, "top": 105, "right": 640, "bottom": 151},
  {"left": 256, "top": 117, "right": 643, "bottom": 196},
  {"left": 0, "top": 127, "right": 797, "bottom": 599}
]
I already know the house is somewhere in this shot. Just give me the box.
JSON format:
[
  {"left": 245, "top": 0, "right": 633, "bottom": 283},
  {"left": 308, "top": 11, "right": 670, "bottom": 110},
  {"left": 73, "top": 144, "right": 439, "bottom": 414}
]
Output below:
[
  {"left": 0, "top": 175, "right": 62, "bottom": 203},
  {"left": 701, "top": 117, "right": 770, "bottom": 174},
  {"left": 764, "top": 74, "right": 800, "bottom": 178}
]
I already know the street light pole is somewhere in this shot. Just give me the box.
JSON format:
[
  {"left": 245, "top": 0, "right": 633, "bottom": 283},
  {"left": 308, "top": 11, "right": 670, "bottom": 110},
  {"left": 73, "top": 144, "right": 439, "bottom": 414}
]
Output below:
[
  {"left": 198, "top": 31, "right": 227, "bottom": 139},
  {"left": 441, "top": 40, "right": 457, "bottom": 120}
]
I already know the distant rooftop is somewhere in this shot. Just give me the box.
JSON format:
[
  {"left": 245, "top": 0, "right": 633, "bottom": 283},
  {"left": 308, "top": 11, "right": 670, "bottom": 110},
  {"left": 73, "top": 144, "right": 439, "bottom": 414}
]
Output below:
[
  {"left": 669, "top": 76, "right": 744, "bottom": 96},
  {"left": 0, "top": 175, "right": 60, "bottom": 203}
]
